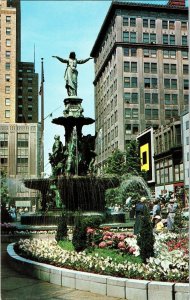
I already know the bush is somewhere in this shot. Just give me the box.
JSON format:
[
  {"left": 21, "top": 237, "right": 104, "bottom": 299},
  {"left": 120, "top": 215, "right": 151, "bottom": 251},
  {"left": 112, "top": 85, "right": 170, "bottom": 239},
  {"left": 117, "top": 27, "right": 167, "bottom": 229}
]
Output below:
[
  {"left": 55, "top": 213, "right": 68, "bottom": 242},
  {"left": 72, "top": 215, "right": 87, "bottom": 252},
  {"left": 137, "top": 206, "right": 154, "bottom": 263},
  {"left": 82, "top": 215, "right": 104, "bottom": 228}
]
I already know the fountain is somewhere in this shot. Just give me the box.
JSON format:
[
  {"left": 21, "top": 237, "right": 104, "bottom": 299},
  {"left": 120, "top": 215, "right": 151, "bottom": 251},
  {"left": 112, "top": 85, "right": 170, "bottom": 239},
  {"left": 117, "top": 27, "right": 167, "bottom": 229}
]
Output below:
[{"left": 22, "top": 52, "right": 119, "bottom": 225}]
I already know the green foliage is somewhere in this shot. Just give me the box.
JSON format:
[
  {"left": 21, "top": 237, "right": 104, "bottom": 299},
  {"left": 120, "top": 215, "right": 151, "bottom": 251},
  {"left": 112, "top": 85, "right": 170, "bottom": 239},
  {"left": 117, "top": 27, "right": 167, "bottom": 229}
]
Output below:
[
  {"left": 58, "top": 240, "right": 142, "bottom": 264},
  {"left": 82, "top": 215, "right": 104, "bottom": 228},
  {"left": 125, "top": 140, "right": 141, "bottom": 175},
  {"left": 0, "top": 170, "right": 10, "bottom": 206},
  {"left": 58, "top": 240, "right": 74, "bottom": 251},
  {"left": 104, "top": 149, "right": 126, "bottom": 176},
  {"left": 137, "top": 206, "right": 154, "bottom": 263},
  {"left": 105, "top": 187, "right": 122, "bottom": 207},
  {"left": 72, "top": 214, "right": 87, "bottom": 252},
  {"left": 55, "top": 213, "right": 68, "bottom": 242}
]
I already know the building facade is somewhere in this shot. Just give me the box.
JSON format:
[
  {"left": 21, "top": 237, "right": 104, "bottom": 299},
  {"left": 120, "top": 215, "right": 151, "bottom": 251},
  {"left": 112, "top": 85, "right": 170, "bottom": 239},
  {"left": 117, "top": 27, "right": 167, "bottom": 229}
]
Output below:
[
  {"left": 181, "top": 111, "right": 189, "bottom": 190},
  {"left": 0, "top": 0, "right": 21, "bottom": 123},
  {"left": 153, "top": 119, "right": 184, "bottom": 197},
  {"left": 91, "top": 0, "right": 188, "bottom": 168},
  {"left": 0, "top": 0, "right": 40, "bottom": 207}
]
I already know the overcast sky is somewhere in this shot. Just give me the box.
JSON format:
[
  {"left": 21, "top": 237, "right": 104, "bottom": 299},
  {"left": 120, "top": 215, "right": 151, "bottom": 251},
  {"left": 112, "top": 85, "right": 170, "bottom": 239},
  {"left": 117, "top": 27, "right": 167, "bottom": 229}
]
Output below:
[{"left": 20, "top": 0, "right": 186, "bottom": 175}]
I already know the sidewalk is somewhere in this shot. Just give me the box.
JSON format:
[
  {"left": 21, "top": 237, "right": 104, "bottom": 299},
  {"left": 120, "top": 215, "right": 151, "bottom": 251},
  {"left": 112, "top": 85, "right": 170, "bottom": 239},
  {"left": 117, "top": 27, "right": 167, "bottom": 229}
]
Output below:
[{"left": 1, "top": 243, "right": 124, "bottom": 300}]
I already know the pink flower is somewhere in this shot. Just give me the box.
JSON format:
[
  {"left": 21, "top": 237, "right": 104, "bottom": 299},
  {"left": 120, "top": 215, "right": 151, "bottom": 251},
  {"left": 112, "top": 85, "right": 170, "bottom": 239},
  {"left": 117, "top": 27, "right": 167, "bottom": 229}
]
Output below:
[
  {"left": 87, "top": 227, "right": 94, "bottom": 234},
  {"left": 106, "top": 240, "right": 113, "bottom": 246},
  {"left": 118, "top": 241, "right": 126, "bottom": 249},
  {"left": 99, "top": 241, "right": 107, "bottom": 248}
]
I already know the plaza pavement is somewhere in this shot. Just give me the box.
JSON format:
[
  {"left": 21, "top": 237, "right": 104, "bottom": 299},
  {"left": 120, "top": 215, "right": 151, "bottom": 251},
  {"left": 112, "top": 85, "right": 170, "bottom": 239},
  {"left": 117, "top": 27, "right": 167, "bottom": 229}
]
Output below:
[{"left": 1, "top": 243, "right": 124, "bottom": 300}]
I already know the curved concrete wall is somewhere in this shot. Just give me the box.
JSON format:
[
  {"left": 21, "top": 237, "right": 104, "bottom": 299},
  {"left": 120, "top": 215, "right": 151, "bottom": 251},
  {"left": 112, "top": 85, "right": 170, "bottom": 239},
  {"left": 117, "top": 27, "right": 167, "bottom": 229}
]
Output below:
[{"left": 7, "top": 243, "right": 189, "bottom": 300}]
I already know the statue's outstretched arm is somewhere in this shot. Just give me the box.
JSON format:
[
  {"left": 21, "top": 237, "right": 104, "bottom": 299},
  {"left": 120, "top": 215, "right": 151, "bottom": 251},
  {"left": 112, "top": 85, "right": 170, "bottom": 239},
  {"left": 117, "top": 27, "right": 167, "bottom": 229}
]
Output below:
[
  {"left": 77, "top": 57, "right": 93, "bottom": 64},
  {"left": 52, "top": 56, "right": 68, "bottom": 63}
]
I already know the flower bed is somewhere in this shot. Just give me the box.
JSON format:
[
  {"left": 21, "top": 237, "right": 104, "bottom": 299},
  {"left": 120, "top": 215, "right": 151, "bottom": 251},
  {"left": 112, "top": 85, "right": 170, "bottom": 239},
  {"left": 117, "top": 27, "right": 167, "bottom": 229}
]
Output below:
[{"left": 15, "top": 232, "right": 189, "bottom": 282}]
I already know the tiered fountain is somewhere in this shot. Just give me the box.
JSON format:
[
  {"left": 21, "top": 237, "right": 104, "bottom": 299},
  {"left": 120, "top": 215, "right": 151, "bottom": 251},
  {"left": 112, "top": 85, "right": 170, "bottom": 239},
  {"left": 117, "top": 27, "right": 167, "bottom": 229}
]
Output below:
[{"left": 22, "top": 52, "right": 119, "bottom": 225}]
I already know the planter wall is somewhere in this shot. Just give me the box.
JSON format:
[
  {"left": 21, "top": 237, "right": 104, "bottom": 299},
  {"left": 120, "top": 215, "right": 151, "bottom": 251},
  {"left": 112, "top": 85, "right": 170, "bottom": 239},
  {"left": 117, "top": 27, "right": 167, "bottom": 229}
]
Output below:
[{"left": 7, "top": 243, "right": 189, "bottom": 300}]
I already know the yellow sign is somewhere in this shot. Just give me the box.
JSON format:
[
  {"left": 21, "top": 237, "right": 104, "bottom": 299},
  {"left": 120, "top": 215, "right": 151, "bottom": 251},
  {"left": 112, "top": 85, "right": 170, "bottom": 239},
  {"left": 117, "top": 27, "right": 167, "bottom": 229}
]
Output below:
[{"left": 140, "top": 143, "right": 149, "bottom": 171}]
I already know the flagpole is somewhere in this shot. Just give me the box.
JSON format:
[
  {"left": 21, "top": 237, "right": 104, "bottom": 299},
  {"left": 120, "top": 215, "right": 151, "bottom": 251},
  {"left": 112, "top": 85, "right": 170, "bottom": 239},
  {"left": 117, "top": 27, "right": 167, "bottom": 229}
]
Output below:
[{"left": 40, "top": 58, "right": 44, "bottom": 178}]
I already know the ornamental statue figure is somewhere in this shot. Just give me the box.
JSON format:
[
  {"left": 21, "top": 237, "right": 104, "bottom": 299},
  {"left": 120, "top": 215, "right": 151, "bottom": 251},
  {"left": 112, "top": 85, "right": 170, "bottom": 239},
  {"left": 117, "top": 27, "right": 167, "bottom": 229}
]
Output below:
[{"left": 52, "top": 52, "right": 92, "bottom": 96}]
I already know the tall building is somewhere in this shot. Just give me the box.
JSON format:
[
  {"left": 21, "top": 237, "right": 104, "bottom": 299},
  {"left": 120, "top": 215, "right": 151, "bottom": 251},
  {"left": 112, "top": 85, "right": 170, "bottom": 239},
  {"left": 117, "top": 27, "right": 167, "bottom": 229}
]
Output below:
[
  {"left": 0, "top": 0, "right": 40, "bottom": 208},
  {"left": 0, "top": 0, "right": 21, "bottom": 123},
  {"left": 91, "top": 0, "right": 188, "bottom": 168}
]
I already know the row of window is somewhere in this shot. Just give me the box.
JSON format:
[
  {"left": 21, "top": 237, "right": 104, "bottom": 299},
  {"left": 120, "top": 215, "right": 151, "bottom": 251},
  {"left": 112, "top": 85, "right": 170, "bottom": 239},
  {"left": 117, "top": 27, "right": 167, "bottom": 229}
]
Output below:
[
  {"left": 123, "top": 32, "right": 188, "bottom": 45},
  {"left": 123, "top": 48, "right": 188, "bottom": 59},
  {"left": 124, "top": 62, "right": 189, "bottom": 74},
  {"left": 5, "top": 86, "right": 33, "bottom": 93},
  {"left": 125, "top": 108, "right": 179, "bottom": 120},
  {"left": 123, "top": 17, "right": 188, "bottom": 30},
  {"left": 123, "top": 92, "right": 189, "bottom": 105},
  {"left": 4, "top": 110, "right": 33, "bottom": 120},
  {"left": 124, "top": 77, "right": 189, "bottom": 90}
]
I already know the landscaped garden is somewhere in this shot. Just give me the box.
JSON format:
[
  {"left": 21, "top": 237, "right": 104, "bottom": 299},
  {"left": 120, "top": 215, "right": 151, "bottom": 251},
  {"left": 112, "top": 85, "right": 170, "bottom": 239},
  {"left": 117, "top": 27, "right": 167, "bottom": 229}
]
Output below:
[{"left": 14, "top": 225, "right": 189, "bottom": 283}]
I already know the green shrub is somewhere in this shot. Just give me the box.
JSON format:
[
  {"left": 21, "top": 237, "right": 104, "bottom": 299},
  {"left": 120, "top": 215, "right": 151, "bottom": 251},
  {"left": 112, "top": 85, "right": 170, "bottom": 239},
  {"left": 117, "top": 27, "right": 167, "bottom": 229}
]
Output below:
[
  {"left": 137, "top": 206, "right": 154, "bottom": 263},
  {"left": 82, "top": 215, "right": 104, "bottom": 228},
  {"left": 72, "top": 215, "right": 87, "bottom": 252},
  {"left": 55, "top": 213, "right": 68, "bottom": 242}
]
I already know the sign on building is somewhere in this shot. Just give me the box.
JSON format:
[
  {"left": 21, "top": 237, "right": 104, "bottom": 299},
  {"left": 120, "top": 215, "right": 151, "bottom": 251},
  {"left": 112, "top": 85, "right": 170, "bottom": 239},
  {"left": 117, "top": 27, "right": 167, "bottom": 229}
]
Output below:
[{"left": 137, "top": 127, "right": 155, "bottom": 183}]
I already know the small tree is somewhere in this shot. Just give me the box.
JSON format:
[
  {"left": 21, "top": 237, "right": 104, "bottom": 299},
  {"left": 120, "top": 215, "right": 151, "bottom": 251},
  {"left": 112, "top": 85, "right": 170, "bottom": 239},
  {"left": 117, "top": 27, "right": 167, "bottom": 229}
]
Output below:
[
  {"left": 55, "top": 213, "right": 68, "bottom": 242},
  {"left": 137, "top": 206, "right": 154, "bottom": 263},
  {"left": 104, "top": 149, "right": 126, "bottom": 176},
  {"left": 72, "top": 214, "right": 87, "bottom": 252},
  {"left": 0, "top": 170, "right": 10, "bottom": 207}
]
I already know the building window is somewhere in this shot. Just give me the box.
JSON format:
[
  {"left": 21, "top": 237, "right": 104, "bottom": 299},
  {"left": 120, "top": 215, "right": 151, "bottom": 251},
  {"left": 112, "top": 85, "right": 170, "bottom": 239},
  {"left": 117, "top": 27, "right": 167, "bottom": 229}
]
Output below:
[
  {"left": 123, "top": 17, "right": 129, "bottom": 26},
  {"left": 17, "top": 133, "right": 29, "bottom": 147},
  {"left": 6, "top": 51, "right": 11, "bottom": 58},
  {"left": 144, "top": 78, "right": 157, "bottom": 89},
  {"left": 162, "top": 20, "right": 168, "bottom": 29},
  {"left": 150, "top": 19, "right": 156, "bottom": 28},
  {"left": 145, "top": 109, "right": 159, "bottom": 120},
  {"left": 145, "top": 93, "right": 158, "bottom": 104},
  {"left": 164, "top": 79, "right": 177, "bottom": 89},
  {"left": 169, "top": 21, "right": 175, "bottom": 29},
  {"left": 182, "top": 50, "right": 188, "bottom": 59},
  {"left": 144, "top": 63, "right": 157, "bottom": 73},
  {"left": 6, "top": 39, "right": 11, "bottom": 47},
  {"left": 143, "top": 33, "right": 156, "bottom": 44},
  {"left": 28, "top": 87, "right": 32, "bottom": 92},
  {"left": 124, "top": 77, "right": 137, "bottom": 88},
  {"left": 164, "top": 64, "right": 176, "bottom": 74},
  {"left": 182, "top": 36, "right": 188, "bottom": 46},
  {"left": 6, "top": 27, "right": 11, "bottom": 35},
  {"left": 186, "top": 137, "right": 189, "bottom": 145},
  {"left": 124, "top": 92, "right": 138, "bottom": 103},
  {"left": 184, "top": 94, "right": 189, "bottom": 105},
  {"left": 123, "top": 32, "right": 136, "bottom": 43},
  {"left": 123, "top": 48, "right": 137, "bottom": 56},
  {"left": 124, "top": 62, "right": 137, "bottom": 72},
  {"left": 164, "top": 94, "right": 178, "bottom": 105},
  {"left": 130, "top": 18, "right": 136, "bottom": 27},
  {"left": 5, "top": 98, "right": 10, "bottom": 106},
  {"left": 5, "top": 86, "right": 10, "bottom": 93},
  {"left": 5, "top": 110, "right": 10, "bottom": 118},
  {"left": 165, "top": 109, "right": 178, "bottom": 119},
  {"left": 186, "top": 121, "right": 189, "bottom": 130},
  {"left": 0, "top": 133, "right": 8, "bottom": 147},
  {"left": 143, "top": 49, "right": 157, "bottom": 57},
  {"left": 181, "top": 21, "right": 187, "bottom": 30},
  {"left": 143, "top": 19, "right": 148, "bottom": 28},
  {"left": 5, "top": 62, "right": 10, "bottom": 70},
  {"left": 28, "top": 115, "right": 33, "bottom": 120},
  {"left": 183, "top": 65, "right": 189, "bottom": 74},
  {"left": 6, "top": 16, "right": 11, "bottom": 23},
  {"left": 5, "top": 74, "right": 10, "bottom": 82},
  {"left": 163, "top": 50, "right": 176, "bottom": 59},
  {"left": 28, "top": 96, "right": 33, "bottom": 101},
  {"left": 125, "top": 108, "right": 138, "bottom": 119},
  {"left": 184, "top": 79, "right": 189, "bottom": 90}
]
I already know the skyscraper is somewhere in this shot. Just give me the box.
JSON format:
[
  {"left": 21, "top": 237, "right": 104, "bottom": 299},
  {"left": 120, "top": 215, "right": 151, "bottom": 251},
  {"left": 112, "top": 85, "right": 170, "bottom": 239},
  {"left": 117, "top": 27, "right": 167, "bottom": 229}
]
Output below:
[
  {"left": 0, "top": 0, "right": 40, "bottom": 208},
  {"left": 91, "top": 0, "right": 188, "bottom": 168}
]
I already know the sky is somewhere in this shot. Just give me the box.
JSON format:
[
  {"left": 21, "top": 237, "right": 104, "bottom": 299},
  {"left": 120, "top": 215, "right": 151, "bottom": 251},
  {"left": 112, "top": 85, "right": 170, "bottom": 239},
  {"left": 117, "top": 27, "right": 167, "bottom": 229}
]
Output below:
[
  {"left": 20, "top": 0, "right": 186, "bottom": 176},
  {"left": 21, "top": 0, "right": 112, "bottom": 175}
]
